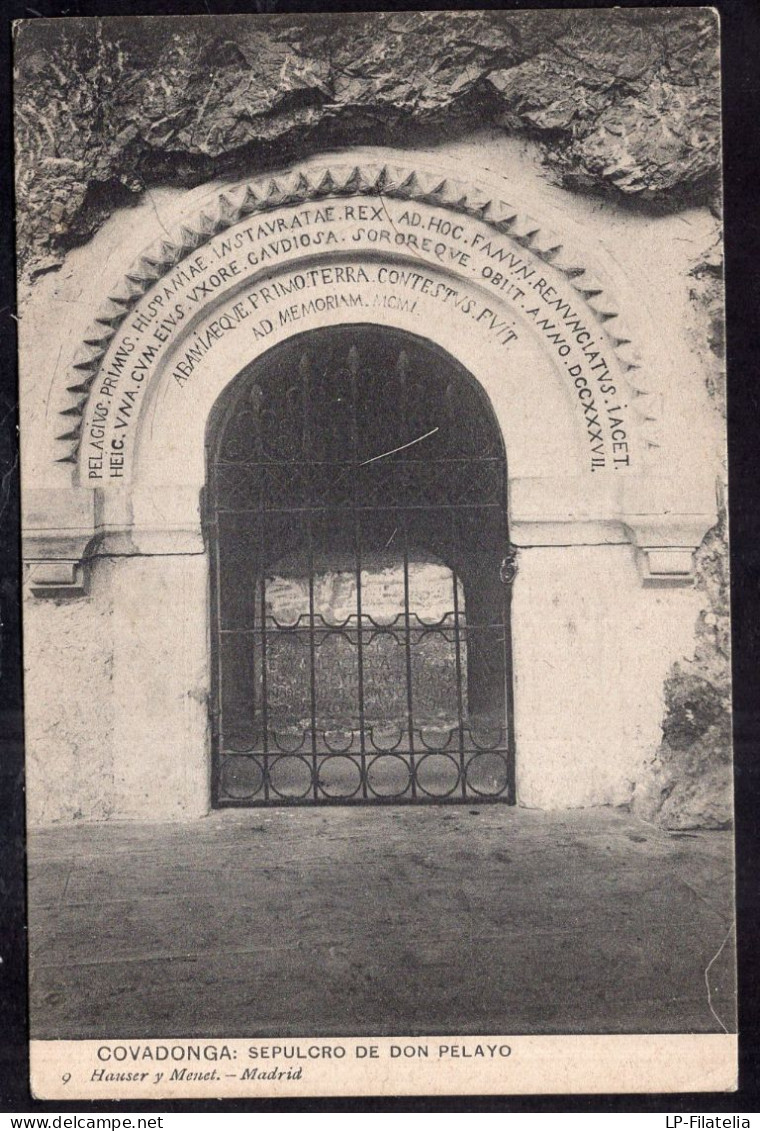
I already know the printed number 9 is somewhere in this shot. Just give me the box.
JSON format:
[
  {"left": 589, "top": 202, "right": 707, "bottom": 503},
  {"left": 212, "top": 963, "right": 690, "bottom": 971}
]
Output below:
[{"left": 62, "top": 1073, "right": 71, "bottom": 1085}]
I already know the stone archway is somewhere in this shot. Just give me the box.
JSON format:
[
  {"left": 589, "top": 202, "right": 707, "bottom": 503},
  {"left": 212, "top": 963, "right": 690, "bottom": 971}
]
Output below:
[
  {"left": 24, "top": 159, "right": 713, "bottom": 584},
  {"left": 59, "top": 160, "right": 651, "bottom": 484},
  {"left": 20, "top": 153, "right": 717, "bottom": 822},
  {"left": 206, "top": 323, "right": 515, "bottom": 807}
]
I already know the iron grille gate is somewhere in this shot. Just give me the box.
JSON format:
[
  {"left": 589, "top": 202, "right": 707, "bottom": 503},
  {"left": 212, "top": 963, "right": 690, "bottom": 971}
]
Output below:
[{"left": 207, "top": 325, "right": 515, "bottom": 805}]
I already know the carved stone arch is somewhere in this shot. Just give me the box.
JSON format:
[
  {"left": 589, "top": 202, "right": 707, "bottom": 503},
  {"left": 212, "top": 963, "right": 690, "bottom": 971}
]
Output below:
[
  {"left": 24, "top": 159, "right": 716, "bottom": 593},
  {"left": 53, "top": 162, "right": 657, "bottom": 471}
]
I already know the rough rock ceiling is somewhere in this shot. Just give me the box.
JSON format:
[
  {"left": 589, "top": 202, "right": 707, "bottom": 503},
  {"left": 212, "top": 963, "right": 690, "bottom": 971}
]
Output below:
[{"left": 14, "top": 9, "right": 720, "bottom": 277}]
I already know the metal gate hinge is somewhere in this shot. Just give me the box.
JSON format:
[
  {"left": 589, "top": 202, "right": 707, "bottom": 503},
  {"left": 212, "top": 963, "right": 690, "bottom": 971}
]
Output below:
[{"left": 499, "top": 548, "right": 519, "bottom": 586}]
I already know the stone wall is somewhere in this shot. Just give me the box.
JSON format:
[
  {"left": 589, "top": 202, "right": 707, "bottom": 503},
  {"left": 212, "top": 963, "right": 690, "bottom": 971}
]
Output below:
[
  {"left": 23, "top": 554, "right": 210, "bottom": 823},
  {"left": 263, "top": 555, "right": 465, "bottom": 727}
]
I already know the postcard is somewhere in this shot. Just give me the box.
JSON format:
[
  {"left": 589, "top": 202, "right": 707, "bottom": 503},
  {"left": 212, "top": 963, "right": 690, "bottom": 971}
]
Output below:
[{"left": 15, "top": 8, "right": 736, "bottom": 1099}]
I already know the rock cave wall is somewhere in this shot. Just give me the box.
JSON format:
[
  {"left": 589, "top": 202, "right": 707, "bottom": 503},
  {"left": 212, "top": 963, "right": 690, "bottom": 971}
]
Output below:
[
  {"left": 14, "top": 10, "right": 721, "bottom": 279},
  {"left": 633, "top": 239, "right": 731, "bottom": 829}
]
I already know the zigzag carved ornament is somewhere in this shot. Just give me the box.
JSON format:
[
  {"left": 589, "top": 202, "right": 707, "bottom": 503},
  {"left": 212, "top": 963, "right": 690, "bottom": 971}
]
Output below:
[{"left": 55, "top": 163, "right": 658, "bottom": 464}]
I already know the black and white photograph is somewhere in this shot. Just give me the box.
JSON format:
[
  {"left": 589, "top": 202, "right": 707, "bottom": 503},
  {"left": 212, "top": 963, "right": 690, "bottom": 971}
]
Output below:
[{"left": 12, "top": 6, "right": 738, "bottom": 1099}]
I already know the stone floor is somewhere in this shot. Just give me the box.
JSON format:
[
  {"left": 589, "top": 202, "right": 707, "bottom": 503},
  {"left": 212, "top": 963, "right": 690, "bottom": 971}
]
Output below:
[{"left": 27, "top": 805, "right": 736, "bottom": 1039}]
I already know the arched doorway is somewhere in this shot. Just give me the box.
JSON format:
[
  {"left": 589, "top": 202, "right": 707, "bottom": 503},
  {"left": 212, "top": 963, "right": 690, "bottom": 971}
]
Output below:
[{"left": 206, "top": 325, "right": 515, "bottom": 805}]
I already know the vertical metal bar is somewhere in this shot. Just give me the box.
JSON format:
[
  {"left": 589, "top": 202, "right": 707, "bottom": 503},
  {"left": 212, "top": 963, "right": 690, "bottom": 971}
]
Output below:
[
  {"left": 396, "top": 349, "right": 416, "bottom": 796},
  {"left": 301, "top": 353, "right": 319, "bottom": 801},
  {"left": 258, "top": 523, "right": 270, "bottom": 803},
  {"left": 450, "top": 507, "right": 467, "bottom": 799},
  {"left": 251, "top": 382, "right": 264, "bottom": 460},
  {"left": 212, "top": 396, "right": 244, "bottom": 806},
  {"left": 348, "top": 344, "right": 368, "bottom": 798},
  {"left": 504, "top": 574, "right": 516, "bottom": 804},
  {"left": 210, "top": 481, "right": 225, "bottom": 805},
  {"left": 300, "top": 352, "right": 311, "bottom": 460},
  {"left": 401, "top": 503, "right": 417, "bottom": 798},
  {"left": 502, "top": 464, "right": 517, "bottom": 803},
  {"left": 307, "top": 506, "right": 319, "bottom": 801},
  {"left": 247, "top": 385, "right": 264, "bottom": 802}
]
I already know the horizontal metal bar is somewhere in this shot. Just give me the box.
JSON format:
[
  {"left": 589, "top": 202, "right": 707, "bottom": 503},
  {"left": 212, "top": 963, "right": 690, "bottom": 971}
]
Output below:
[
  {"left": 215, "top": 458, "right": 505, "bottom": 468},
  {"left": 215, "top": 503, "right": 505, "bottom": 514},
  {"left": 214, "top": 795, "right": 514, "bottom": 808},
  {"left": 219, "top": 744, "right": 509, "bottom": 757},
  {"left": 218, "top": 623, "right": 504, "bottom": 634}
]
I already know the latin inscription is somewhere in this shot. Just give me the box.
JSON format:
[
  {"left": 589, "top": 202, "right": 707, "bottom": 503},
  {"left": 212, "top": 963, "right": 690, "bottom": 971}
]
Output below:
[{"left": 82, "top": 198, "right": 632, "bottom": 480}]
